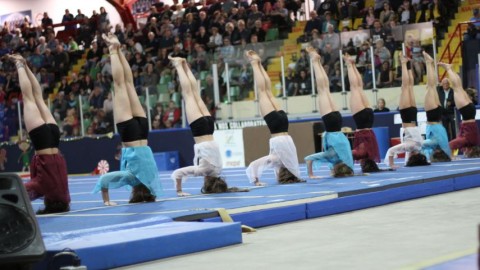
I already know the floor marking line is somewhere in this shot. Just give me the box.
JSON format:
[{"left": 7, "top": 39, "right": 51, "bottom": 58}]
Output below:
[{"left": 396, "top": 248, "right": 476, "bottom": 270}]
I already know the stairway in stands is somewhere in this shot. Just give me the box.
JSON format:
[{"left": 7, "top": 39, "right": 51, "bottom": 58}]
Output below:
[
  {"left": 437, "top": 0, "right": 480, "bottom": 76},
  {"left": 263, "top": 20, "right": 307, "bottom": 97}
]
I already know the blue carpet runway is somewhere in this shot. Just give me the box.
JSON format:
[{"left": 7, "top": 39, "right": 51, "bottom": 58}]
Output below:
[{"left": 28, "top": 159, "right": 480, "bottom": 270}]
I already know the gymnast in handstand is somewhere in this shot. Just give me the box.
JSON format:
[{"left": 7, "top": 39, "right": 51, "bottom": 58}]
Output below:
[
  {"left": 421, "top": 52, "right": 451, "bottom": 162},
  {"left": 245, "top": 50, "right": 303, "bottom": 186},
  {"left": 438, "top": 62, "right": 480, "bottom": 158},
  {"left": 385, "top": 55, "right": 429, "bottom": 169},
  {"left": 304, "top": 47, "right": 354, "bottom": 178},
  {"left": 8, "top": 54, "right": 70, "bottom": 214},
  {"left": 344, "top": 53, "right": 381, "bottom": 172},
  {"left": 92, "top": 33, "right": 162, "bottom": 205},
  {"left": 169, "top": 56, "right": 244, "bottom": 196}
]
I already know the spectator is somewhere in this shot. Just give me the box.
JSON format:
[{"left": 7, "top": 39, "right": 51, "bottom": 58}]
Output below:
[
  {"left": 411, "top": 39, "right": 425, "bottom": 84},
  {"left": 245, "top": 34, "right": 265, "bottom": 58},
  {"left": 399, "top": 0, "right": 415, "bottom": 25},
  {"left": 374, "top": 98, "right": 390, "bottom": 112},
  {"left": 371, "top": 20, "right": 387, "bottom": 43},
  {"left": 151, "top": 103, "right": 166, "bottom": 129},
  {"left": 295, "top": 69, "right": 312, "bottom": 95},
  {"left": 379, "top": 2, "right": 395, "bottom": 25},
  {"left": 184, "top": 1, "right": 199, "bottom": 18},
  {"left": 250, "top": 20, "right": 266, "bottom": 42},
  {"left": 437, "top": 78, "right": 456, "bottom": 141},
  {"left": 247, "top": 4, "right": 264, "bottom": 29},
  {"left": 373, "top": 39, "right": 390, "bottom": 69},
  {"left": 41, "top": 12, "right": 53, "bottom": 29},
  {"left": 163, "top": 100, "right": 181, "bottom": 128},
  {"left": 321, "top": 12, "right": 337, "bottom": 33},
  {"left": 52, "top": 91, "right": 68, "bottom": 120},
  {"left": 364, "top": 6, "right": 376, "bottom": 28},
  {"left": 62, "top": 9, "right": 75, "bottom": 31},
  {"left": 142, "top": 63, "right": 159, "bottom": 94},
  {"left": 377, "top": 61, "right": 393, "bottom": 88},
  {"left": 103, "top": 91, "right": 113, "bottom": 114},
  {"left": 53, "top": 44, "right": 70, "bottom": 78},
  {"left": 98, "top": 7, "right": 110, "bottom": 32},
  {"left": 322, "top": 24, "right": 340, "bottom": 53},
  {"left": 88, "top": 85, "right": 104, "bottom": 114},
  {"left": 304, "top": 11, "right": 323, "bottom": 36},
  {"left": 317, "top": 0, "right": 338, "bottom": 18},
  {"left": 310, "top": 30, "right": 324, "bottom": 50}
]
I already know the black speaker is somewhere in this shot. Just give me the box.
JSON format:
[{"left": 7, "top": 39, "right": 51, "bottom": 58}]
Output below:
[{"left": 0, "top": 173, "right": 46, "bottom": 269}]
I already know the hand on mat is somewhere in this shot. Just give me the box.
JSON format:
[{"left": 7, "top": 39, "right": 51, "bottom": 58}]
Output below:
[
  {"left": 177, "top": 191, "right": 191, "bottom": 197},
  {"left": 104, "top": 201, "right": 118, "bottom": 206},
  {"left": 253, "top": 179, "right": 266, "bottom": 186}
]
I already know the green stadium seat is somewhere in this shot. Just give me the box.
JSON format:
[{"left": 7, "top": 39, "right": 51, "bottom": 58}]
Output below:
[{"left": 265, "top": 28, "right": 279, "bottom": 41}]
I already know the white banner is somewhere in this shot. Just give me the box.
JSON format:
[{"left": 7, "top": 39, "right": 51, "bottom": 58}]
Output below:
[{"left": 213, "top": 129, "right": 245, "bottom": 168}]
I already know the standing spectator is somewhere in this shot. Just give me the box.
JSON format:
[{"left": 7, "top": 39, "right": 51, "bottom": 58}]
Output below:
[
  {"left": 322, "top": 24, "right": 340, "bottom": 53},
  {"left": 373, "top": 39, "right": 390, "bottom": 69},
  {"left": 62, "top": 9, "right": 75, "bottom": 31},
  {"left": 437, "top": 78, "right": 456, "bottom": 140},
  {"left": 41, "top": 12, "right": 53, "bottom": 29},
  {"left": 98, "top": 7, "right": 110, "bottom": 32}
]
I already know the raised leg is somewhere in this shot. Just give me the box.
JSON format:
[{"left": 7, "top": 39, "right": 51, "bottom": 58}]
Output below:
[
  {"left": 170, "top": 57, "right": 203, "bottom": 124},
  {"left": 423, "top": 52, "right": 440, "bottom": 111},
  {"left": 306, "top": 47, "right": 336, "bottom": 116},
  {"left": 438, "top": 62, "right": 471, "bottom": 108},
  {"left": 398, "top": 55, "right": 414, "bottom": 109},
  {"left": 182, "top": 60, "right": 210, "bottom": 116},
  {"left": 8, "top": 55, "right": 45, "bottom": 132},
  {"left": 345, "top": 54, "right": 368, "bottom": 114},
  {"left": 246, "top": 50, "right": 279, "bottom": 116},
  {"left": 102, "top": 33, "right": 132, "bottom": 124}
]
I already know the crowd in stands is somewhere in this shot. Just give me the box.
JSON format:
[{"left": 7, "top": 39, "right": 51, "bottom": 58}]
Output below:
[{"left": 0, "top": 0, "right": 469, "bottom": 143}]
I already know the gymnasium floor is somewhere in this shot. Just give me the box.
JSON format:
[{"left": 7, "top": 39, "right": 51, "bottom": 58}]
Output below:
[{"left": 29, "top": 159, "right": 480, "bottom": 270}]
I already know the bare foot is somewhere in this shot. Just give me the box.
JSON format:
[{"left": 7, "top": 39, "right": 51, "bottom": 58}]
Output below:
[
  {"left": 104, "top": 201, "right": 118, "bottom": 206},
  {"left": 245, "top": 50, "right": 261, "bottom": 63},
  {"left": 306, "top": 46, "right": 321, "bottom": 61},
  {"left": 422, "top": 51, "right": 433, "bottom": 64},
  {"left": 102, "top": 33, "right": 120, "bottom": 50},
  {"left": 343, "top": 53, "right": 354, "bottom": 65},
  {"left": 168, "top": 56, "right": 185, "bottom": 67},
  {"left": 437, "top": 62, "right": 451, "bottom": 70},
  {"left": 177, "top": 191, "right": 191, "bottom": 197},
  {"left": 253, "top": 180, "right": 266, "bottom": 186},
  {"left": 399, "top": 54, "right": 409, "bottom": 64},
  {"left": 308, "top": 174, "right": 323, "bottom": 179}
]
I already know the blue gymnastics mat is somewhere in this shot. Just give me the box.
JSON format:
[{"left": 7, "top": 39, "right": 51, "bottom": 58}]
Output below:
[
  {"left": 27, "top": 158, "right": 480, "bottom": 269},
  {"left": 422, "top": 253, "right": 477, "bottom": 270}
]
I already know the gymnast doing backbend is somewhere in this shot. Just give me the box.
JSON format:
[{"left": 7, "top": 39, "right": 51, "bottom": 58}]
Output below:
[
  {"left": 92, "top": 33, "right": 162, "bottom": 205},
  {"left": 438, "top": 61, "right": 480, "bottom": 158},
  {"left": 8, "top": 54, "right": 71, "bottom": 214},
  {"left": 303, "top": 47, "right": 354, "bottom": 178},
  {"left": 344, "top": 53, "right": 382, "bottom": 172},
  {"left": 169, "top": 56, "right": 247, "bottom": 196},
  {"left": 245, "top": 50, "right": 303, "bottom": 185},
  {"left": 420, "top": 52, "right": 451, "bottom": 162},
  {"left": 385, "top": 55, "right": 429, "bottom": 169}
]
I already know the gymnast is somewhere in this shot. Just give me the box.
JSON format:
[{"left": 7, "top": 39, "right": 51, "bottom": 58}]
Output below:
[
  {"left": 92, "top": 33, "right": 162, "bottom": 205},
  {"left": 385, "top": 55, "right": 429, "bottom": 169},
  {"left": 8, "top": 54, "right": 70, "bottom": 214},
  {"left": 244, "top": 50, "right": 303, "bottom": 186},
  {"left": 304, "top": 47, "right": 354, "bottom": 178},
  {"left": 421, "top": 52, "right": 451, "bottom": 162},
  {"left": 438, "top": 62, "right": 480, "bottom": 158},
  {"left": 169, "top": 56, "right": 245, "bottom": 196},
  {"left": 344, "top": 53, "right": 381, "bottom": 173}
]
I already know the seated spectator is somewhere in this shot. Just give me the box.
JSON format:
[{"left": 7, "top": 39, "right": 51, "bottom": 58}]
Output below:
[
  {"left": 88, "top": 86, "right": 104, "bottom": 114},
  {"left": 377, "top": 61, "right": 393, "bottom": 88},
  {"left": 163, "top": 100, "right": 181, "bottom": 128},
  {"left": 250, "top": 20, "right": 266, "bottom": 42},
  {"left": 52, "top": 91, "right": 68, "bottom": 120},
  {"left": 304, "top": 11, "right": 323, "bottom": 37},
  {"left": 371, "top": 20, "right": 387, "bottom": 43},
  {"left": 207, "top": 26, "right": 223, "bottom": 50},
  {"left": 374, "top": 39, "right": 391, "bottom": 70},
  {"left": 310, "top": 30, "right": 324, "bottom": 51},
  {"left": 374, "top": 98, "right": 390, "bottom": 112},
  {"left": 247, "top": 4, "right": 264, "bottom": 29},
  {"left": 232, "top": 20, "right": 250, "bottom": 46},
  {"left": 295, "top": 69, "right": 312, "bottom": 95},
  {"left": 322, "top": 24, "right": 340, "bottom": 52},
  {"left": 321, "top": 12, "right": 337, "bottom": 33}
]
